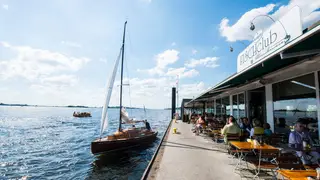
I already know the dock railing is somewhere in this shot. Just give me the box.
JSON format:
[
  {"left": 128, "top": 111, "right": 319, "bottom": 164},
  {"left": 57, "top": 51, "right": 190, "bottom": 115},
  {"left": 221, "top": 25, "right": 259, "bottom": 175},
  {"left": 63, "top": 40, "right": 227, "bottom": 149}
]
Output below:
[{"left": 140, "top": 118, "right": 173, "bottom": 180}]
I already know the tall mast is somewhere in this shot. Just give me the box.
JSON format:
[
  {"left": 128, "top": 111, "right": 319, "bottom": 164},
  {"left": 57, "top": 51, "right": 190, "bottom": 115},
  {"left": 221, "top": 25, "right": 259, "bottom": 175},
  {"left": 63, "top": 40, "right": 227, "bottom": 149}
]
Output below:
[{"left": 119, "top": 21, "right": 127, "bottom": 131}]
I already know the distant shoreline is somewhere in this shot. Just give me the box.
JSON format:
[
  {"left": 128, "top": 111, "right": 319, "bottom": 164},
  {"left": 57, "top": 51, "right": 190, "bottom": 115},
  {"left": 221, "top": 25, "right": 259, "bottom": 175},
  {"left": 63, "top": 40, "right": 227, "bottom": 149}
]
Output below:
[{"left": 0, "top": 103, "right": 142, "bottom": 109}]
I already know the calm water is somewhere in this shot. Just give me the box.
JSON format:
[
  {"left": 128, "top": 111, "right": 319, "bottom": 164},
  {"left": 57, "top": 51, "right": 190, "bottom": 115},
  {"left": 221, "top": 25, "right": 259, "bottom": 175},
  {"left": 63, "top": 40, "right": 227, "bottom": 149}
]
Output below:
[{"left": 0, "top": 106, "right": 171, "bottom": 180}]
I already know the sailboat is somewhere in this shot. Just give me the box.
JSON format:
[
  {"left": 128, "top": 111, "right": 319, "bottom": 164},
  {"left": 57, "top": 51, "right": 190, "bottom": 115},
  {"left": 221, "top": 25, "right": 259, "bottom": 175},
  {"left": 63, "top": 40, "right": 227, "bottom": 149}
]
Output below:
[{"left": 91, "top": 21, "right": 158, "bottom": 154}]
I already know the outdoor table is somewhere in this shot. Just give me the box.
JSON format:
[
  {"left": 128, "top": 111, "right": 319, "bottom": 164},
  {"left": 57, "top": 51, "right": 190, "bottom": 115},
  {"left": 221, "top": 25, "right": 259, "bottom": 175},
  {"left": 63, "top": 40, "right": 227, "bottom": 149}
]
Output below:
[
  {"left": 230, "top": 141, "right": 279, "bottom": 178},
  {"left": 277, "top": 169, "right": 316, "bottom": 180}
]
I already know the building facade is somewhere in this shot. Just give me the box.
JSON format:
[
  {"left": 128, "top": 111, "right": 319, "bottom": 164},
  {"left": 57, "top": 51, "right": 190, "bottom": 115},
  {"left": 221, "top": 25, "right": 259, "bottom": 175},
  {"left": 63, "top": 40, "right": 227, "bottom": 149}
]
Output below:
[{"left": 186, "top": 8, "right": 320, "bottom": 139}]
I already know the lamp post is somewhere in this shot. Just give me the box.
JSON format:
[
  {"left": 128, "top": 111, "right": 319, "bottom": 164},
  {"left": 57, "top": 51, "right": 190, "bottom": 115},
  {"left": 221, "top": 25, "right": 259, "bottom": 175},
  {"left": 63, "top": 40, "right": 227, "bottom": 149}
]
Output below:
[
  {"left": 230, "top": 14, "right": 290, "bottom": 53},
  {"left": 250, "top": 14, "right": 290, "bottom": 39},
  {"left": 230, "top": 41, "right": 248, "bottom": 52}
]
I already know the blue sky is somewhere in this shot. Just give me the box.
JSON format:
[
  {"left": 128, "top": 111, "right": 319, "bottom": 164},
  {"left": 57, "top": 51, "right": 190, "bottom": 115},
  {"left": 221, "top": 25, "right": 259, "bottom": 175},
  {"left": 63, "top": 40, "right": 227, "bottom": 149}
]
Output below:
[{"left": 0, "top": 0, "right": 319, "bottom": 108}]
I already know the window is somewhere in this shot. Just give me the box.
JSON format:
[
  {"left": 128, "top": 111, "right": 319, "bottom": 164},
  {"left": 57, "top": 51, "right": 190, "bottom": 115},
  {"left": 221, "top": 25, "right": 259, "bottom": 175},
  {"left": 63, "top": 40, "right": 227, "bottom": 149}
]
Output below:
[
  {"left": 211, "top": 100, "right": 216, "bottom": 114},
  {"left": 239, "top": 93, "right": 246, "bottom": 118},
  {"left": 233, "top": 95, "right": 239, "bottom": 120},
  {"left": 206, "top": 101, "right": 214, "bottom": 113},
  {"left": 216, "top": 99, "right": 221, "bottom": 117},
  {"left": 273, "top": 73, "right": 317, "bottom": 138},
  {"left": 222, "top": 97, "right": 230, "bottom": 116}
]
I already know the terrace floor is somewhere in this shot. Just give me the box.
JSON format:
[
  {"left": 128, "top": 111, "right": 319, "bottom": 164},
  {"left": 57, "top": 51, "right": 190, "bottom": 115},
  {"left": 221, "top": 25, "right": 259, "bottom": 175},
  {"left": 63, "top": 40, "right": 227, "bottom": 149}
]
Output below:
[{"left": 148, "top": 120, "right": 243, "bottom": 180}]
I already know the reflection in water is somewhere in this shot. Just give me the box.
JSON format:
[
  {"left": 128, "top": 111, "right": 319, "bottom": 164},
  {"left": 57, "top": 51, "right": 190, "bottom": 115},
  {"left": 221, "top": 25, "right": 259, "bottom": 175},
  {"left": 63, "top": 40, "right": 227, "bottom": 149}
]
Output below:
[{"left": 88, "top": 144, "right": 156, "bottom": 180}]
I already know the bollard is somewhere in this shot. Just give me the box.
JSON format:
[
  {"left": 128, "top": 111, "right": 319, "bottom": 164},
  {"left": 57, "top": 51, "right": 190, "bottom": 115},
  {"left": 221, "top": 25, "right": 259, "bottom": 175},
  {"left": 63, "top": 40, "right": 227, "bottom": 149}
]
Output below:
[{"left": 173, "top": 128, "right": 177, "bottom": 134}]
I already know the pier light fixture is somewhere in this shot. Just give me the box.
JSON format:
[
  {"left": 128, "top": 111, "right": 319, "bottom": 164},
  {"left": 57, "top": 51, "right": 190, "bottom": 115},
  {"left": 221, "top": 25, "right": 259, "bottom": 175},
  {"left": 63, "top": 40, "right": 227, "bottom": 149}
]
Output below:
[
  {"left": 250, "top": 14, "right": 290, "bottom": 40},
  {"left": 229, "top": 41, "right": 247, "bottom": 52},
  {"left": 250, "top": 22, "right": 255, "bottom": 31}
]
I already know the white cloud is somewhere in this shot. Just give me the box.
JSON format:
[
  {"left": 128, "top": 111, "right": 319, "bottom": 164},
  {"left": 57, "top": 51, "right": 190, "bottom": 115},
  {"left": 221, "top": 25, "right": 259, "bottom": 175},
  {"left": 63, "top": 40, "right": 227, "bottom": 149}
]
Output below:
[
  {"left": 219, "top": 0, "right": 320, "bottom": 42},
  {"left": 179, "top": 82, "right": 207, "bottom": 99},
  {"left": 303, "top": 11, "right": 320, "bottom": 28},
  {"left": 182, "top": 69, "right": 199, "bottom": 78},
  {"left": 109, "top": 77, "right": 206, "bottom": 108},
  {"left": 61, "top": 41, "right": 82, "bottom": 48},
  {"left": 0, "top": 42, "right": 90, "bottom": 81},
  {"left": 171, "top": 42, "right": 176, "bottom": 46},
  {"left": 2, "top": 4, "right": 8, "bottom": 10},
  {"left": 185, "top": 57, "right": 219, "bottom": 68},
  {"left": 192, "top": 49, "right": 198, "bottom": 55},
  {"left": 140, "top": 49, "right": 179, "bottom": 75},
  {"left": 0, "top": 41, "right": 88, "bottom": 99},
  {"left": 219, "top": 4, "right": 276, "bottom": 42},
  {"left": 166, "top": 67, "right": 199, "bottom": 78},
  {"left": 166, "top": 67, "right": 186, "bottom": 77},
  {"left": 155, "top": 49, "right": 179, "bottom": 69},
  {"left": 40, "top": 74, "right": 78, "bottom": 87}
]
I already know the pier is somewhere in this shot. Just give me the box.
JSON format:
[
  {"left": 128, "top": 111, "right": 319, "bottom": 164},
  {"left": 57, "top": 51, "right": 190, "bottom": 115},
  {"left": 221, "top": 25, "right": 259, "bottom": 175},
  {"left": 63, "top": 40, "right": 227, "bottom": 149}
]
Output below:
[
  {"left": 145, "top": 120, "right": 240, "bottom": 180},
  {"left": 142, "top": 15, "right": 320, "bottom": 180}
]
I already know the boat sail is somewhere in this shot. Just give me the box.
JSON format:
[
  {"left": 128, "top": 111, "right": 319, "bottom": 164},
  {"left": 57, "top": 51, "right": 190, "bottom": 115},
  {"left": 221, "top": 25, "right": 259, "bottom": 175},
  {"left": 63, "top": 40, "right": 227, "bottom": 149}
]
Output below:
[
  {"left": 91, "top": 21, "right": 158, "bottom": 154},
  {"left": 99, "top": 48, "right": 122, "bottom": 137}
]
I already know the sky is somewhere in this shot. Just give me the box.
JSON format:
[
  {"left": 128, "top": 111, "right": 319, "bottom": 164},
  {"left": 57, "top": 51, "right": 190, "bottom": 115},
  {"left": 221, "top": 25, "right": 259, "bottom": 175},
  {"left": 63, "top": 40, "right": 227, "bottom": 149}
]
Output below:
[{"left": 0, "top": 0, "right": 319, "bottom": 109}]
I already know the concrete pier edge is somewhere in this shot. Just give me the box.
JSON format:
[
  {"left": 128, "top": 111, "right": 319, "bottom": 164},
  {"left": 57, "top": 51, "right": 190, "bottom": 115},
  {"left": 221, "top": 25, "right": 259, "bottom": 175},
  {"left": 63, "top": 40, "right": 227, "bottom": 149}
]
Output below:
[{"left": 140, "top": 119, "right": 174, "bottom": 180}]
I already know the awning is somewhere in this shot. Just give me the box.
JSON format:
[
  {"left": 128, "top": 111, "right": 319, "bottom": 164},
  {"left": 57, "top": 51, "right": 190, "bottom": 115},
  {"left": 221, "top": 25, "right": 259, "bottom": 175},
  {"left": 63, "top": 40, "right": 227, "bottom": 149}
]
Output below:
[{"left": 186, "top": 23, "right": 320, "bottom": 106}]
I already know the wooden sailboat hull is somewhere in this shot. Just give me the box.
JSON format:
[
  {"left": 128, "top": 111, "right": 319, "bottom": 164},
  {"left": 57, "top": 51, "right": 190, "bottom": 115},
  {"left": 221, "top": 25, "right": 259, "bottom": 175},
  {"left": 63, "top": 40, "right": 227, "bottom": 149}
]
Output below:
[{"left": 91, "top": 131, "right": 158, "bottom": 154}]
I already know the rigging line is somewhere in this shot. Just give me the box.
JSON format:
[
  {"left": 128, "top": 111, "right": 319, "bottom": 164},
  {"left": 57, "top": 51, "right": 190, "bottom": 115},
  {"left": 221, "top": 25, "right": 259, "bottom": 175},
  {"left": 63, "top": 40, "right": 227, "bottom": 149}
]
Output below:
[
  {"left": 124, "top": 37, "right": 133, "bottom": 116},
  {"left": 127, "top": 25, "right": 134, "bottom": 57}
]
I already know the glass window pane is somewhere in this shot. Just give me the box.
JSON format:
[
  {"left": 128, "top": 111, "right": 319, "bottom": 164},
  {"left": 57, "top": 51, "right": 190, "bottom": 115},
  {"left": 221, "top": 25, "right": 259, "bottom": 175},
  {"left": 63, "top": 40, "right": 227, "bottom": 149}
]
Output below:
[
  {"left": 273, "top": 73, "right": 317, "bottom": 139},
  {"left": 239, "top": 93, "right": 245, "bottom": 119},
  {"left": 233, "top": 95, "right": 239, "bottom": 120},
  {"left": 216, "top": 99, "right": 221, "bottom": 117},
  {"left": 206, "top": 101, "right": 214, "bottom": 113},
  {"left": 222, "top": 97, "right": 230, "bottom": 116}
]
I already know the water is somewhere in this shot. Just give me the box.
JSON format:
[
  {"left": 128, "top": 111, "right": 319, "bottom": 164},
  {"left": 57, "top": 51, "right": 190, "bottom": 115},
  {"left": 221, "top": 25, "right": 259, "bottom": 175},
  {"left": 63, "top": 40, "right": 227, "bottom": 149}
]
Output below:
[{"left": 0, "top": 106, "right": 171, "bottom": 180}]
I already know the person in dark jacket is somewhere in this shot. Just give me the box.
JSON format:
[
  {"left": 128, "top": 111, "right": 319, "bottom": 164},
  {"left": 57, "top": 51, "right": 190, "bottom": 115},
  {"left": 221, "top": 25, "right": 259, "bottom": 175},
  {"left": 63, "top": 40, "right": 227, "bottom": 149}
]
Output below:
[
  {"left": 240, "top": 117, "right": 252, "bottom": 133},
  {"left": 145, "top": 120, "right": 151, "bottom": 131}
]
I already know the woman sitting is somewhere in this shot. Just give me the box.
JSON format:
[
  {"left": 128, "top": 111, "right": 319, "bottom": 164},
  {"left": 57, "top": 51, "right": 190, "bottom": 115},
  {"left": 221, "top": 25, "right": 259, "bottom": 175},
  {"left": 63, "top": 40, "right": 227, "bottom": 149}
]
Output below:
[
  {"left": 195, "top": 115, "right": 205, "bottom": 135},
  {"left": 250, "top": 119, "right": 264, "bottom": 138},
  {"left": 263, "top": 123, "right": 273, "bottom": 136}
]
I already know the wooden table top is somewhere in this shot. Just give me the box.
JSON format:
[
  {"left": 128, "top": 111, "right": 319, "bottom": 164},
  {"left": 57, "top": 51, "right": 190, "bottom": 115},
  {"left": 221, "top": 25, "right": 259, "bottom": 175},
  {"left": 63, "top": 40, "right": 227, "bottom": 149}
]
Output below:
[
  {"left": 230, "top": 141, "right": 279, "bottom": 150},
  {"left": 277, "top": 170, "right": 317, "bottom": 179}
]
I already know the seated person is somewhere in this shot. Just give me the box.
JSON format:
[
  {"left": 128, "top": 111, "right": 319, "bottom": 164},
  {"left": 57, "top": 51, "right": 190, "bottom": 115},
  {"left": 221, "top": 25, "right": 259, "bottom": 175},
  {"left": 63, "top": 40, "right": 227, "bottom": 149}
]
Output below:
[
  {"left": 221, "top": 116, "right": 241, "bottom": 143},
  {"left": 289, "top": 119, "right": 320, "bottom": 165},
  {"left": 263, "top": 123, "right": 272, "bottom": 136},
  {"left": 145, "top": 120, "right": 151, "bottom": 131},
  {"left": 275, "top": 117, "right": 291, "bottom": 135},
  {"left": 250, "top": 119, "right": 264, "bottom": 138},
  {"left": 195, "top": 115, "right": 205, "bottom": 134},
  {"left": 240, "top": 117, "right": 252, "bottom": 133}
]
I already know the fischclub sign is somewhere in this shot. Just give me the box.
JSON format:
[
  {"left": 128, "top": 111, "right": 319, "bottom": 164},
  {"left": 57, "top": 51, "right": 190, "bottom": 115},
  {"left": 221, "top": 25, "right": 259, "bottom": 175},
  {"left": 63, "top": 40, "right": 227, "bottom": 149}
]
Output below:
[{"left": 237, "top": 6, "right": 302, "bottom": 73}]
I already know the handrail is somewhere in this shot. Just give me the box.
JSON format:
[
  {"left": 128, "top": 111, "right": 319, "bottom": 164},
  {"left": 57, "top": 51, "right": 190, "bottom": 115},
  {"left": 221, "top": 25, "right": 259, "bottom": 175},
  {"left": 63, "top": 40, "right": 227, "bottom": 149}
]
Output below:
[{"left": 140, "top": 118, "right": 173, "bottom": 180}]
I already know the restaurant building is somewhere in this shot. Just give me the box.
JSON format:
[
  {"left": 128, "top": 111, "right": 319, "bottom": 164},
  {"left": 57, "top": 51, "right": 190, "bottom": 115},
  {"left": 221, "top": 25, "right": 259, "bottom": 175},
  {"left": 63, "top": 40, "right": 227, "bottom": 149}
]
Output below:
[{"left": 184, "top": 7, "right": 320, "bottom": 139}]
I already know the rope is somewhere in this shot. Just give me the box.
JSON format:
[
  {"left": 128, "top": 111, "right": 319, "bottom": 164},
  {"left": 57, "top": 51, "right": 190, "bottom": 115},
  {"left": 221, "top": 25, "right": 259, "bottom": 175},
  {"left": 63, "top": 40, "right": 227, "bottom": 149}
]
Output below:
[{"left": 124, "top": 26, "right": 133, "bottom": 116}]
